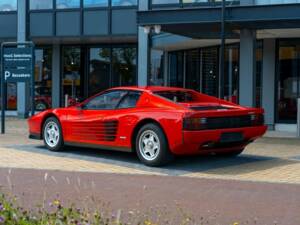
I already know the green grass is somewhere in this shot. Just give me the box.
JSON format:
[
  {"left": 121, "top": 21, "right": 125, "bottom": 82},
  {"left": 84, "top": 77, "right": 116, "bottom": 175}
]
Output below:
[{"left": 0, "top": 193, "right": 196, "bottom": 225}]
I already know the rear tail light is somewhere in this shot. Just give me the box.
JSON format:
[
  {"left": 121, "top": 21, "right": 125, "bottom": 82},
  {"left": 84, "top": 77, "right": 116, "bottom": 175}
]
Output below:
[{"left": 183, "top": 117, "right": 207, "bottom": 131}]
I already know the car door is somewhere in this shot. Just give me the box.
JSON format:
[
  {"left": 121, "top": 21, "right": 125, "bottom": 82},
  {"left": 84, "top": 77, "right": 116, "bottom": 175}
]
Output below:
[
  {"left": 112, "top": 91, "right": 142, "bottom": 148},
  {"left": 68, "top": 90, "right": 128, "bottom": 146}
]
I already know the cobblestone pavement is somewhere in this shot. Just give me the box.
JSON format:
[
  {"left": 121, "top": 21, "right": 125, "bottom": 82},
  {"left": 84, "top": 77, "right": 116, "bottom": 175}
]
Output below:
[{"left": 1, "top": 117, "right": 300, "bottom": 184}]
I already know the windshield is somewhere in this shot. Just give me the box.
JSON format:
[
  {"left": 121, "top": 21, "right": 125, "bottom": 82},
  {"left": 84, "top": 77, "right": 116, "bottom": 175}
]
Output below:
[{"left": 154, "top": 91, "right": 198, "bottom": 103}]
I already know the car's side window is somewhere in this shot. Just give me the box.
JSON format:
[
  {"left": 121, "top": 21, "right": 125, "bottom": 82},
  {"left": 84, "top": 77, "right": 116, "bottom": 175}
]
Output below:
[
  {"left": 117, "top": 91, "right": 141, "bottom": 109},
  {"left": 83, "top": 91, "right": 127, "bottom": 110}
]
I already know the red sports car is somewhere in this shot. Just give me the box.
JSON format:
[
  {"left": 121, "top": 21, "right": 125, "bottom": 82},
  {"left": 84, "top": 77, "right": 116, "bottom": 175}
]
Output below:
[{"left": 28, "top": 86, "right": 267, "bottom": 166}]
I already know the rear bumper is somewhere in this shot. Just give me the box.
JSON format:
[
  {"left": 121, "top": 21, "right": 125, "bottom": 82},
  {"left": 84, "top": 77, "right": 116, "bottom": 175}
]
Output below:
[{"left": 172, "top": 125, "right": 267, "bottom": 155}]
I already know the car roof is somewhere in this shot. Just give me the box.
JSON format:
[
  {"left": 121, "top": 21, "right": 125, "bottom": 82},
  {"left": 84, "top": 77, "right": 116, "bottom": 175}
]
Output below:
[{"left": 108, "top": 86, "right": 190, "bottom": 93}]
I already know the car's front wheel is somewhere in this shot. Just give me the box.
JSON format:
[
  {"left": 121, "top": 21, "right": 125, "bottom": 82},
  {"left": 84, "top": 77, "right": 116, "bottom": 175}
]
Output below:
[
  {"left": 136, "top": 123, "right": 174, "bottom": 167},
  {"left": 43, "top": 117, "right": 64, "bottom": 152}
]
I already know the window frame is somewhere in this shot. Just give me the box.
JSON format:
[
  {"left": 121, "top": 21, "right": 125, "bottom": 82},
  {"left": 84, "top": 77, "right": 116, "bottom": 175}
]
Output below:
[
  {"left": 56, "top": 0, "right": 81, "bottom": 9},
  {"left": 116, "top": 91, "right": 142, "bottom": 109},
  {"left": 29, "top": 0, "right": 53, "bottom": 10},
  {"left": 111, "top": 0, "right": 138, "bottom": 7},
  {"left": 0, "top": 0, "right": 17, "bottom": 12},
  {"left": 81, "top": 90, "right": 128, "bottom": 110},
  {"left": 83, "top": 0, "right": 109, "bottom": 8}
]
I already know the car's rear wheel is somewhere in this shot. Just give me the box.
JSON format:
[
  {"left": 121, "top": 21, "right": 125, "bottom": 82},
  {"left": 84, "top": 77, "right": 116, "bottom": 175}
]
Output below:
[
  {"left": 136, "top": 123, "right": 174, "bottom": 167},
  {"left": 43, "top": 117, "right": 64, "bottom": 152}
]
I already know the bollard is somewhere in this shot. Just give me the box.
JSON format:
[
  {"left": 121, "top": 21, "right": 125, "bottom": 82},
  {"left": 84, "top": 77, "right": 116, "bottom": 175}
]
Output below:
[
  {"left": 65, "top": 94, "right": 69, "bottom": 108},
  {"left": 298, "top": 98, "right": 300, "bottom": 138}
]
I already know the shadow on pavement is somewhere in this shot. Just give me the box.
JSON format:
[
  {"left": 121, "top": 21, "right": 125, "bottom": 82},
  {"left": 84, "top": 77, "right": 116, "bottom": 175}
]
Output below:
[{"left": 5, "top": 144, "right": 298, "bottom": 176}]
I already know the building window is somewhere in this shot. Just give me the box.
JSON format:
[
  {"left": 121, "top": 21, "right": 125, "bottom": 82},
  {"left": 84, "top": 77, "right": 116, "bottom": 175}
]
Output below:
[
  {"left": 185, "top": 49, "right": 201, "bottom": 92},
  {"left": 0, "top": 0, "right": 17, "bottom": 11},
  {"left": 224, "top": 45, "right": 239, "bottom": 104},
  {"left": 30, "top": 0, "right": 53, "bottom": 10},
  {"left": 34, "top": 47, "right": 53, "bottom": 111},
  {"left": 169, "top": 51, "right": 184, "bottom": 87},
  {"left": 61, "top": 46, "right": 83, "bottom": 106},
  {"left": 256, "top": 0, "right": 300, "bottom": 5},
  {"left": 88, "top": 48, "right": 111, "bottom": 96},
  {"left": 152, "top": 0, "right": 179, "bottom": 5},
  {"left": 111, "top": 0, "right": 137, "bottom": 6},
  {"left": 83, "top": 0, "right": 108, "bottom": 7},
  {"left": 5, "top": 83, "right": 17, "bottom": 110},
  {"left": 276, "top": 40, "right": 300, "bottom": 123},
  {"left": 201, "top": 48, "right": 219, "bottom": 96},
  {"left": 56, "top": 0, "right": 80, "bottom": 9},
  {"left": 0, "top": 83, "right": 17, "bottom": 110},
  {"left": 112, "top": 47, "right": 137, "bottom": 87},
  {"left": 182, "top": 0, "right": 209, "bottom": 4},
  {"left": 255, "top": 42, "right": 263, "bottom": 108},
  {"left": 150, "top": 49, "right": 164, "bottom": 86}
]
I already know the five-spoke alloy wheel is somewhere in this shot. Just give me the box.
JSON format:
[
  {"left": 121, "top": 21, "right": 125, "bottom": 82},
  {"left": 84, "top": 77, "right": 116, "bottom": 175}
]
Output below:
[
  {"left": 43, "top": 117, "right": 64, "bottom": 151},
  {"left": 139, "top": 130, "right": 161, "bottom": 161},
  {"left": 136, "top": 123, "right": 173, "bottom": 167}
]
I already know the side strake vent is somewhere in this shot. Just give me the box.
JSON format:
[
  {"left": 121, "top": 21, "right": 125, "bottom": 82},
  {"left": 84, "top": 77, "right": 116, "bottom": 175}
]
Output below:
[
  {"left": 71, "top": 120, "right": 119, "bottom": 142},
  {"left": 103, "top": 120, "right": 118, "bottom": 141}
]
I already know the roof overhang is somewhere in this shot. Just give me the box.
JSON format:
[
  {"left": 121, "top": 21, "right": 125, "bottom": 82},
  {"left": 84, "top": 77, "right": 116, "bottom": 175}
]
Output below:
[{"left": 137, "top": 3, "right": 300, "bottom": 39}]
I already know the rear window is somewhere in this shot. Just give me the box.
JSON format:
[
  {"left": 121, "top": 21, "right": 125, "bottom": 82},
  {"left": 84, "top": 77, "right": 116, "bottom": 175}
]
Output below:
[{"left": 154, "top": 91, "right": 198, "bottom": 103}]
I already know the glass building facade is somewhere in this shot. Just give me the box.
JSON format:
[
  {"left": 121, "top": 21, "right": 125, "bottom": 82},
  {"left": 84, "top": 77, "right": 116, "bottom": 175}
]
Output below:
[{"left": 151, "top": 43, "right": 263, "bottom": 107}]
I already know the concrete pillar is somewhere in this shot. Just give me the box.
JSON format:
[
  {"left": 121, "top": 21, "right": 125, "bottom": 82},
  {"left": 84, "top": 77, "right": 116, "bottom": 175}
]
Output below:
[
  {"left": 17, "top": 0, "right": 30, "bottom": 118},
  {"left": 52, "top": 45, "right": 61, "bottom": 108},
  {"left": 262, "top": 39, "right": 276, "bottom": 129},
  {"left": 137, "top": 0, "right": 149, "bottom": 86},
  {"left": 239, "top": 29, "right": 256, "bottom": 107}
]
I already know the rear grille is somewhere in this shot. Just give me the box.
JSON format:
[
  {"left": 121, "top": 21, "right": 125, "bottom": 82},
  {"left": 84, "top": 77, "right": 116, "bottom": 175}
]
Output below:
[
  {"left": 183, "top": 114, "right": 264, "bottom": 131},
  {"left": 205, "top": 115, "right": 253, "bottom": 130}
]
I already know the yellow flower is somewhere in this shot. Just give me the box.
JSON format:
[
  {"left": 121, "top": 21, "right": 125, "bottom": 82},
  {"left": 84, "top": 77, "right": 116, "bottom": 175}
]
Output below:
[
  {"left": 144, "top": 220, "right": 157, "bottom": 225},
  {"left": 233, "top": 222, "right": 239, "bottom": 225},
  {"left": 53, "top": 200, "right": 60, "bottom": 206}
]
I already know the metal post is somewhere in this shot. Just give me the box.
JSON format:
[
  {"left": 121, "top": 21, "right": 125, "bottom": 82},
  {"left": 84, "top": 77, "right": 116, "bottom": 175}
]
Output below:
[
  {"left": 297, "top": 98, "right": 300, "bottom": 138},
  {"left": 219, "top": 0, "right": 226, "bottom": 99},
  {"left": 65, "top": 94, "right": 69, "bottom": 108},
  {"left": 1, "top": 61, "right": 5, "bottom": 134},
  {"left": 31, "top": 44, "right": 35, "bottom": 117}
]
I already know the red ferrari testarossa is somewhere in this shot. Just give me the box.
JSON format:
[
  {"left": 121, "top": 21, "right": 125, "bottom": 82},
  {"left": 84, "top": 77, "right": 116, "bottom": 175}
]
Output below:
[{"left": 28, "top": 86, "right": 267, "bottom": 166}]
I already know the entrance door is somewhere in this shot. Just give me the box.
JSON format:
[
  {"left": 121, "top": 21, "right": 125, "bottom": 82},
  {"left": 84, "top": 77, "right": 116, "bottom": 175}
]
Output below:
[
  {"left": 88, "top": 47, "right": 111, "bottom": 96},
  {"left": 61, "top": 46, "right": 84, "bottom": 106},
  {"left": 277, "top": 42, "right": 300, "bottom": 123}
]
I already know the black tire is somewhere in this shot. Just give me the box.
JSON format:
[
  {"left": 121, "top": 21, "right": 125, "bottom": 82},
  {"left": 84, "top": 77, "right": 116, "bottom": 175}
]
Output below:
[
  {"left": 42, "top": 117, "right": 64, "bottom": 152},
  {"left": 135, "top": 123, "right": 174, "bottom": 167},
  {"left": 217, "top": 148, "right": 244, "bottom": 157}
]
